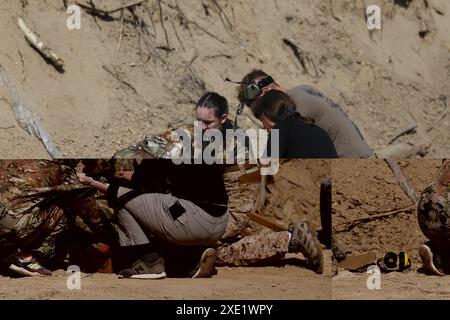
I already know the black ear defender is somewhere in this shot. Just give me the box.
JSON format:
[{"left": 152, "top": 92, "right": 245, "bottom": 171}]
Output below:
[
  {"left": 225, "top": 76, "right": 275, "bottom": 100},
  {"left": 377, "top": 251, "right": 412, "bottom": 272},
  {"left": 383, "top": 252, "right": 398, "bottom": 269},
  {"left": 398, "top": 251, "right": 411, "bottom": 271},
  {"left": 225, "top": 76, "right": 274, "bottom": 129}
]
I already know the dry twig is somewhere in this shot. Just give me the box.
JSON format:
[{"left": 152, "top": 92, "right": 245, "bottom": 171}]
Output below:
[
  {"left": 385, "top": 159, "right": 418, "bottom": 203},
  {"left": 164, "top": 0, "right": 226, "bottom": 44},
  {"left": 329, "top": 0, "right": 341, "bottom": 21},
  {"left": 387, "top": 124, "right": 417, "bottom": 145},
  {"left": 334, "top": 204, "right": 416, "bottom": 233},
  {"left": 102, "top": 65, "right": 138, "bottom": 95},
  {"left": 283, "top": 38, "right": 319, "bottom": 79},
  {"left": 157, "top": 0, "right": 171, "bottom": 51},
  {"left": 76, "top": 0, "right": 148, "bottom": 15},
  {"left": 17, "top": 17, "right": 64, "bottom": 72},
  {"left": 437, "top": 95, "right": 448, "bottom": 121},
  {"left": 117, "top": 10, "right": 125, "bottom": 53},
  {"left": 210, "top": 0, "right": 245, "bottom": 47}
]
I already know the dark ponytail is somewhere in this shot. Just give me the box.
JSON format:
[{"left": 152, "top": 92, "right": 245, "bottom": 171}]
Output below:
[
  {"left": 196, "top": 92, "right": 229, "bottom": 118},
  {"left": 253, "top": 90, "right": 315, "bottom": 125}
]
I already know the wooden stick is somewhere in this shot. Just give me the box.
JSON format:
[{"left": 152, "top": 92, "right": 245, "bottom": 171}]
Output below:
[
  {"left": 254, "top": 174, "right": 267, "bottom": 212},
  {"left": 334, "top": 204, "right": 416, "bottom": 233},
  {"left": 238, "top": 169, "right": 260, "bottom": 184},
  {"left": 17, "top": 17, "right": 64, "bottom": 72},
  {"left": 385, "top": 159, "right": 418, "bottom": 203},
  {"left": 249, "top": 212, "right": 289, "bottom": 232}
]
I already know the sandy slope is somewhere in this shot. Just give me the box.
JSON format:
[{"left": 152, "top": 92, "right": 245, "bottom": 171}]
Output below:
[{"left": 0, "top": 0, "right": 449, "bottom": 158}]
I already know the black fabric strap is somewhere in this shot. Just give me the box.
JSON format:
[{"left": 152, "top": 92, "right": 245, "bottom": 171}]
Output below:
[
  {"left": 197, "top": 202, "right": 228, "bottom": 217},
  {"left": 234, "top": 103, "right": 245, "bottom": 130},
  {"left": 257, "top": 76, "right": 274, "bottom": 88},
  {"left": 106, "top": 184, "right": 227, "bottom": 217},
  {"left": 107, "top": 184, "right": 143, "bottom": 209}
]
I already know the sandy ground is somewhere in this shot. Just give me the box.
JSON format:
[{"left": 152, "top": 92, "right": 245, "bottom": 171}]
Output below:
[
  {"left": 333, "top": 270, "right": 450, "bottom": 300},
  {"left": 332, "top": 159, "right": 450, "bottom": 299},
  {"left": 262, "top": 159, "right": 331, "bottom": 229},
  {"left": 0, "top": 252, "right": 332, "bottom": 300},
  {"left": 333, "top": 159, "right": 441, "bottom": 263},
  {"left": 0, "top": 0, "right": 449, "bottom": 158}
]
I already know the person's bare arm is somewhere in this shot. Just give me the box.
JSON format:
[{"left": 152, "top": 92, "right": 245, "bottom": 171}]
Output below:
[
  {"left": 77, "top": 173, "right": 109, "bottom": 194},
  {"left": 117, "top": 170, "right": 134, "bottom": 181}
]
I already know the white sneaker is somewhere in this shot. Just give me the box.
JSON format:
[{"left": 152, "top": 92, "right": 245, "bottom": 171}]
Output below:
[
  {"left": 118, "top": 258, "right": 166, "bottom": 280},
  {"left": 419, "top": 244, "right": 445, "bottom": 276},
  {"left": 191, "top": 248, "right": 217, "bottom": 279}
]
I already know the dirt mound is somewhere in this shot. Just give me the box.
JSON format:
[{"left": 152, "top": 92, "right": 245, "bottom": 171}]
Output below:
[
  {"left": 331, "top": 159, "right": 450, "bottom": 299},
  {"left": 0, "top": 0, "right": 449, "bottom": 158},
  {"left": 332, "top": 159, "right": 442, "bottom": 264},
  {"left": 262, "top": 159, "right": 330, "bottom": 229}
]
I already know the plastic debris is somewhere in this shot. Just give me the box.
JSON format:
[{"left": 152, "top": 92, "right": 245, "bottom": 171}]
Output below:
[{"left": 0, "top": 65, "right": 61, "bottom": 158}]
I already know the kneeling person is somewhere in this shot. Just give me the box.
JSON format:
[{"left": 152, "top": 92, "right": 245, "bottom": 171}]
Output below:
[
  {"left": 79, "top": 161, "right": 229, "bottom": 279},
  {"left": 418, "top": 160, "right": 450, "bottom": 276}
]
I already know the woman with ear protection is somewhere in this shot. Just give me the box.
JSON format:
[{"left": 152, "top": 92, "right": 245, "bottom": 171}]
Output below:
[
  {"left": 237, "top": 69, "right": 374, "bottom": 159},
  {"left": 253, "top": 90, "right": 338, "bottom": 158}
]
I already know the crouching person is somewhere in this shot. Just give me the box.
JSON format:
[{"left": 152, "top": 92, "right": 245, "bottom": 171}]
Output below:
[
  {"left": 0, "top": 160, "right": 113, "bottom": 277},
  {"left": 418, "top": 160, "right": 450, "bottom": 276},
  {"left": 79, "top": 160, "right": 228, "bottom": 279}
]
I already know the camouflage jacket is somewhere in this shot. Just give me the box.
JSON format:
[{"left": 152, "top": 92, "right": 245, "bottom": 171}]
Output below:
[
  {"left": 0, "top": 160, "right": 105, "bottom": 257},
  {"left": 417, "top": 160, "right": 450, "bottom": 243}
]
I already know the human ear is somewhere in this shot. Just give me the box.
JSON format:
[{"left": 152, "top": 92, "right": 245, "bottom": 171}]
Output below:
[{"left": 221, "top": 114, "right": 228, "bottom": 124}]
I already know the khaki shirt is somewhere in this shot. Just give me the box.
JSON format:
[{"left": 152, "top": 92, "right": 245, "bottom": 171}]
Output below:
[{"left": 287, "top": 85, "right": 374, "bottom": 158}]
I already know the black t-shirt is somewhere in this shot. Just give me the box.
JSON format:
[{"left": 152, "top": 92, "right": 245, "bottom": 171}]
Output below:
[
  {"left": 267, "top": 116, "right": 338, "bottom": 158},
  {"left": 129, "top": 160, "right": 228, "bottom": 216}
]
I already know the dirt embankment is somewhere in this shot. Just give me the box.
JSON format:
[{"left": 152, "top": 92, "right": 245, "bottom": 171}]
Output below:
[
  {"left": 332, "top": 159, "right": 442, "bottom": 260},
  {"left": 332, "top": 159, "right": 450, "bottom": 299},
  {"left": 260, "top": 159, "right": 331, "bottom": 230}
]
